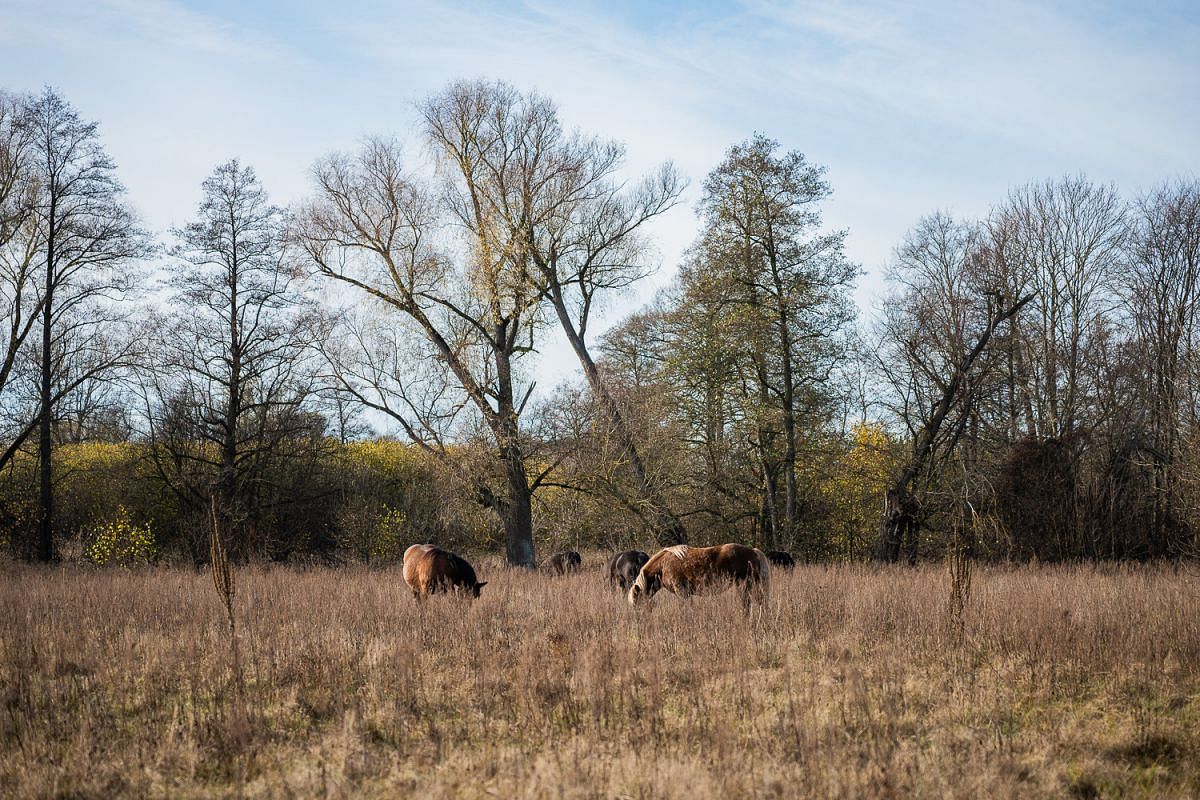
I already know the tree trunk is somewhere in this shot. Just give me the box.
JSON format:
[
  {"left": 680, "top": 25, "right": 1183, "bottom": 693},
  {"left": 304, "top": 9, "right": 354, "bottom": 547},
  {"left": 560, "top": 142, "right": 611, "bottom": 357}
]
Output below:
[
  {"left": 780, "top": 345, "right": 798, "bottom": 545},
  {"left": 545, "top": 279, "right": 687, "bottom": 545},
  {"left": 501, "top": 442, "right": 535, "bottom": 568},
  {"left": 222, "top": 247, "right": 244, "bottom": 561},
  {"left": 874, "top": 292, "right": 1035, "bottom": 563},
  {"left": 876, "top": 487, "right": 920, "bottom": 564},
  {"left": 36, "top": 196, "right": 55, "bottom": 563},
  {"left": 771, "top": 251, "right": 799, "bottom": 545},
  {"left": 758, "top": 440, "right": 780, "bottom": 549}
]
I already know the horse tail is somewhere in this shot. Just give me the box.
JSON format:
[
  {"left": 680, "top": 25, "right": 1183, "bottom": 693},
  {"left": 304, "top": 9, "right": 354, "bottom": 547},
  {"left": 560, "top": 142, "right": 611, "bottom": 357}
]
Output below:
[{"left": 753, "top": 547, "right": 771, "bottom": 602}]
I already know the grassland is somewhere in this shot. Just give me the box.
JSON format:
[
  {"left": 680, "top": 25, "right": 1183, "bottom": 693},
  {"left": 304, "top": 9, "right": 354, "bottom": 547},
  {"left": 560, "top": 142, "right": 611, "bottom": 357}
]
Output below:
[{"left": 2, "top": 557, "right": 1198, "bottom": 798}]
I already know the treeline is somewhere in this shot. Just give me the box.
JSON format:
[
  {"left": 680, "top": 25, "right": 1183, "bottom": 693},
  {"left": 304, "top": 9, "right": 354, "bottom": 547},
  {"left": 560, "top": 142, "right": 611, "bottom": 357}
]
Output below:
[
  {"left": 870, "top": 180, "right": 1200, "bottom": 562},
  {"left": 0, "top": 82, "right": 1195, "bottom": 566}
]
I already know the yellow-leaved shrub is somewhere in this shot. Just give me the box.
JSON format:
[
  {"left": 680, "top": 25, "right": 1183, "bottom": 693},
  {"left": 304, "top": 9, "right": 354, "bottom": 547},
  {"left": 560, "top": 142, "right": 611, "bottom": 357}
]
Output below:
[{"left": 83, "top": 506, "right": 158, "bottom": 566}]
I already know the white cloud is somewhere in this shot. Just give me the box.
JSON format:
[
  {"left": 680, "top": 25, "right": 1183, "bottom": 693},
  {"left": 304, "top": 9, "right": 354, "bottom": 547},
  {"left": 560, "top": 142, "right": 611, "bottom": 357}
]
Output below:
[{"left": 3, "top": 0, "right": 1196, "bottom": 407}]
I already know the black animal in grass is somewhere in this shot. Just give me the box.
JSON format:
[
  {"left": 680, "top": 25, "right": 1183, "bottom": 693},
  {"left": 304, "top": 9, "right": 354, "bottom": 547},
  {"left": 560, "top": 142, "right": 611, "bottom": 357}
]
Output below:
[
  {"left": 607, "top": 550, "right": 650, "bottom": 592},
  {"left": 546, "top": 550, "right": 582, "bottom": 575},
  {"left": 764, "top": 550, "right": 795, "bottom": 568}
]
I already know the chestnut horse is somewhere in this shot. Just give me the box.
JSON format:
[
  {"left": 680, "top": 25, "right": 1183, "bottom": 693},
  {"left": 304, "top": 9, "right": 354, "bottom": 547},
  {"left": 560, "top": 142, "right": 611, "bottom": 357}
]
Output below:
[
  {"left": 628, "top": 544, "right": 769, "bottom": 612},
  {"left": 402, "top": 544, "right": 486, "bottom": 601}
]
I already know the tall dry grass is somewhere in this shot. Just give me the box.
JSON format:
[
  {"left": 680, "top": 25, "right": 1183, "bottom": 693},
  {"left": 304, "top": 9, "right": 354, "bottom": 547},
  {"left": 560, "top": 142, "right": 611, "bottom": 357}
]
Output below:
[{"left": 1, "top": 558, "right": 1198, "bottom": 798}]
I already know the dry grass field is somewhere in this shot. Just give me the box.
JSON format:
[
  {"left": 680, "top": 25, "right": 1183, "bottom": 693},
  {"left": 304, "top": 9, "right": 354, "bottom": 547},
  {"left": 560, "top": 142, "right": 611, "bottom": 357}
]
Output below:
[{"left": 2, "top": 557, "right": 1199, "bottom": 798}]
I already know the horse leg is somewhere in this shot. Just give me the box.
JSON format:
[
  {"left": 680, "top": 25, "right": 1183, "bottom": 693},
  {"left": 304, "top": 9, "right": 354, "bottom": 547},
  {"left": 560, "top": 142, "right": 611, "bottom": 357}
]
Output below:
[
  {"left": 739, "top": 582, "right": 752, "bottom": 615},
  {"left": 674, "top": 580, "right": 693, "bottom": 602},
  {"left": 738, "top": 578, "right": 763, "bottom": 616}
]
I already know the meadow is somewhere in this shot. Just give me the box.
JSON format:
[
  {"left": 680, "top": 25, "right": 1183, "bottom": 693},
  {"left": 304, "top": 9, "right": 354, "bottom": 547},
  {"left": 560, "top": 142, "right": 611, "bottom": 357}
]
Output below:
[{"left": 2, "top": 558, "right": 1198, "bottom": 798}]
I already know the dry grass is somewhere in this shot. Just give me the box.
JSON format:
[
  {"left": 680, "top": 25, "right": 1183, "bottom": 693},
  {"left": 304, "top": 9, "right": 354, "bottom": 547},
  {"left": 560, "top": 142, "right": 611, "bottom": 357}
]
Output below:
[{"left": 2, "top": 557, "right": 1199, "bottom": 798}]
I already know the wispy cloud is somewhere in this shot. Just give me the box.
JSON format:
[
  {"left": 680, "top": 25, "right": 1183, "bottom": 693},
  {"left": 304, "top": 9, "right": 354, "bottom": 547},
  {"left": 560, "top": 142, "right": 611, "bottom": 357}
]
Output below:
[{"left": 2, "top": 0, "right": 1196, "bottom": 380}]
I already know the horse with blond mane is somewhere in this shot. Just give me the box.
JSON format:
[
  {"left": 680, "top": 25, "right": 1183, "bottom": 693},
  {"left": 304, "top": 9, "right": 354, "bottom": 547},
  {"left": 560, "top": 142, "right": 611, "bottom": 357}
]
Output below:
[{"left": 627, "top": 543, "right": 770, "bottom": 612}]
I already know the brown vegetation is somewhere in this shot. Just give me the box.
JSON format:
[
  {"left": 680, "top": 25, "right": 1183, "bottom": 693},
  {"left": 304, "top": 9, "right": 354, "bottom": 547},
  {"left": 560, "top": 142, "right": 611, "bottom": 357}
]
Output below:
[{"left": 2, "top": 559, "right": 1198, "bottom": 798}]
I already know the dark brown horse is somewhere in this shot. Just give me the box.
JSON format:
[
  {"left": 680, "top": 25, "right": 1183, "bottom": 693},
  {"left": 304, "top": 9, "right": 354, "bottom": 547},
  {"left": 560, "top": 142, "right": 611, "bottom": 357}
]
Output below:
[
  {"left": 402, "top": 544, "right": 486, "bottom": 601},
  {"left": 608, "top": 550, "right": 650, "bottom": 591},
  {"left": 628, "top": 544, "right": 769, "bottom": 611},
  {"left": 546, "top": 550, "right": 582, "bottom": 575},
  {"left": 765, "top": 550, "right": 795, "bottom": 568}
]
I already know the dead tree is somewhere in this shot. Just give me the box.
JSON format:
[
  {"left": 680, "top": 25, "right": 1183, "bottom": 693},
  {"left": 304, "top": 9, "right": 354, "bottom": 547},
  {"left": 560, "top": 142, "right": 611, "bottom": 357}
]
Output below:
[{"left": 875, "top": 291, "right": 1034, "bottom": 563}]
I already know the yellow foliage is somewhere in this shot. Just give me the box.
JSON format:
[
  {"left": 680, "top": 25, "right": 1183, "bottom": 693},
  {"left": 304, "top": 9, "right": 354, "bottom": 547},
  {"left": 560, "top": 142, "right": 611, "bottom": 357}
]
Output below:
[
  {"left": 819, "top": 422, "right": 900, "bottom": 560},
  {"left": 371, "top": 506, "right": 408, "bottom": 563},
  {"left": 57, "top": 441, "right": 142, "bottom": 471},
  {"left": 83, "top": 506, "right": 158, "bottom": 566},
  {"left": 340, "top": 439, "right": 428, "bottom": 477}
]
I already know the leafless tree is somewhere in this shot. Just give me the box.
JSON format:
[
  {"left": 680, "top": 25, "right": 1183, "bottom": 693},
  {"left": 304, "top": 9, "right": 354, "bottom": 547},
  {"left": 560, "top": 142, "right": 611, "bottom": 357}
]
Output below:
[
  {"left": 295, "top": 135, "right": 544, "bottom": 566},
  {"left": 21, "top": 87, "right": 149, "bottom": 561},
  {"left": 0, "top": 90, "right": 44, "bottom": 474},
  {"left": 421, "top": 80, "right": 690, "bottom": 545},
  {"left": 991, "top": 177, "right": 1126, "bottom": 439},
  {"left": 872, "top": 213, "right": 1033, "bottom": 562},
  {"left": 144, "top": 160, "right": 321, "bottom": 561},
  {"left": 1120, "top": 180, "right": 1200, "bottom": 555}
]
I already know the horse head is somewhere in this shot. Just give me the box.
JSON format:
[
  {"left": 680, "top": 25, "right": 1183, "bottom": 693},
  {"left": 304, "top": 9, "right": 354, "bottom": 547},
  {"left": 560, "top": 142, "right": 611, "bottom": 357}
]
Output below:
[{"left": 627, "top": 567, "right": 661, "bottom": 606}]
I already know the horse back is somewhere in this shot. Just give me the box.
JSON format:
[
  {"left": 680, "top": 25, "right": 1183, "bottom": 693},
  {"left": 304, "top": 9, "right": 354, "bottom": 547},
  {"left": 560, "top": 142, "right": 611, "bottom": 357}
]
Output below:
[{"left": 668, "top": 543, "right": 767, "bottom": 586}]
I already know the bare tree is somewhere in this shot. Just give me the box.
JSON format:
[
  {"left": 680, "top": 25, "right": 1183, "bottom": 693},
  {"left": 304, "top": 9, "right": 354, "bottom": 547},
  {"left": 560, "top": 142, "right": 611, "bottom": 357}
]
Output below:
[
  {"left": 420, "top": 79, "right": 689, "bottom": 545},
  {"left": 296, "top": 136, "right": 544, "bottom": 567},
  {"left": 873, "top": 213, "right": 1033, "bottom": 563},
  {"left": 0, "top": 90, "right": 44, "bottom": 474},
  {"left": 1121, "top": 180, "right": 1200, "bottom": 555},
  {"left": 22, "top": 87, "right": 148, "bottom": 561},
  {"left": 144, "top": 160, "right": 320, "bottom": 561},
  {"left": 992, "top": 177, "right": 1126, "bottom": 438}
]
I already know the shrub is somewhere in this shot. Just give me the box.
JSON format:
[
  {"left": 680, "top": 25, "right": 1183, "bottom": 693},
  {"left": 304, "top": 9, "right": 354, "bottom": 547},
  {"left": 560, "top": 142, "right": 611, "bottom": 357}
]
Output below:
[{"left": 83, "top": 506, "right": 159, "bottom": 566}]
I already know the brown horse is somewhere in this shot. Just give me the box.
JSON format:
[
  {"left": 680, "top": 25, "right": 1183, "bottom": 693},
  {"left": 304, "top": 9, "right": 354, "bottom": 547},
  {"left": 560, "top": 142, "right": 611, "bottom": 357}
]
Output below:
[
  {"left": 628, "top": 544, "right": 769, "bottom": 612},
  {"left": 402, "top": 544, "right": 486, "bottom": 601}
]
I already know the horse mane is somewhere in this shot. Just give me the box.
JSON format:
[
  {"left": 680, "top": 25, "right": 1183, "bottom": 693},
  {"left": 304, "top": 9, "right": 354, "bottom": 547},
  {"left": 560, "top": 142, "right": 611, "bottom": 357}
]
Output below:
[
  {"left": 642, "top": 545, "right": 687, "bottom": 576},
  {"left": 663, "top": 545, "right": 689, "bottom": 559}
]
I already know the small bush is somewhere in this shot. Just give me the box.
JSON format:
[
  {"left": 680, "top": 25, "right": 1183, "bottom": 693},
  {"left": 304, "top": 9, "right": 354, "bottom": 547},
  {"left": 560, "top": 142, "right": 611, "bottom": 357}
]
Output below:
[
  {"left": 82, "top": 506, "right": 158, "bottom": 566},
  {"left": 371, "top": 506, "right": 408, "bottom": 564}
]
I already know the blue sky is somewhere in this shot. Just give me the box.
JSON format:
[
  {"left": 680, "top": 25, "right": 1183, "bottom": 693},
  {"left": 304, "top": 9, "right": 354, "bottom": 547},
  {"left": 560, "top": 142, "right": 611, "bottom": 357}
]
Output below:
[{"left": 2, "top": 0, "right": 1198, "bottom": 389}]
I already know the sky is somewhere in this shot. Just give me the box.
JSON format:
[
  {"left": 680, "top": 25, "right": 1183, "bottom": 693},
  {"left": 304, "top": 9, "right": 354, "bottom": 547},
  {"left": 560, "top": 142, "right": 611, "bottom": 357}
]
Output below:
[{"left": 2, "top": 0, "right": 1198, "bottom": 400}]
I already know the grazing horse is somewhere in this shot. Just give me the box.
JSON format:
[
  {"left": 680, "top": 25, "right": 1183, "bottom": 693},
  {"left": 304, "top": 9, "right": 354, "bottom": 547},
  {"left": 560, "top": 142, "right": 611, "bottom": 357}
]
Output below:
[
  {"left": 402, "top": 544, "right": 486, "bottom": 601},
  {"left": 765, "top": 550, "right": 795, "bottom": 568},
  {"left": 546, "top": 550, "right": 582, "bottom": 575},
  {"left": 608, "top": 550, "right": 650, "bottom": 592},
  {"left": 628, "top": 544, "right": 769, "bottom": 612}
]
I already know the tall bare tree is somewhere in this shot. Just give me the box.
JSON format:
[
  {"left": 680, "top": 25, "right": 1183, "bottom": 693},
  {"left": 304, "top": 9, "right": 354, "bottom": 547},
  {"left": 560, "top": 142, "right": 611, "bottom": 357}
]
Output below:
[
  {"left": 145, "top": 160, "right": 320, "bottom": 561},
  {"left": 1122, "top": 180, "right": 1200, "bottom": 555},
  {"left": 0, "top": 90, "right": 44, "bottom": 474},
  {"left": 992, "top": 177, "right": 1126, "bottom": 438},
  {"left": 23, "top": 88, "right": 148, "bottom": 561},
  {"left": 296, "top": 136, "right": 544, "bottom": 567},
  {"left": 422, "top": 80, "right": 688, "bottom": 545},
  {"left": 873, "top": 213, "right": 1033, "bottom": 562}
]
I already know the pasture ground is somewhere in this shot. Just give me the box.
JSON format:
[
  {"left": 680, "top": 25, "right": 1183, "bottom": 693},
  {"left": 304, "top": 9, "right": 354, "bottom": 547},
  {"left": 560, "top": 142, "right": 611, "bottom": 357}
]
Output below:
[{"left": 1, "top": 558, "right": 1198, "bottom": 798}]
